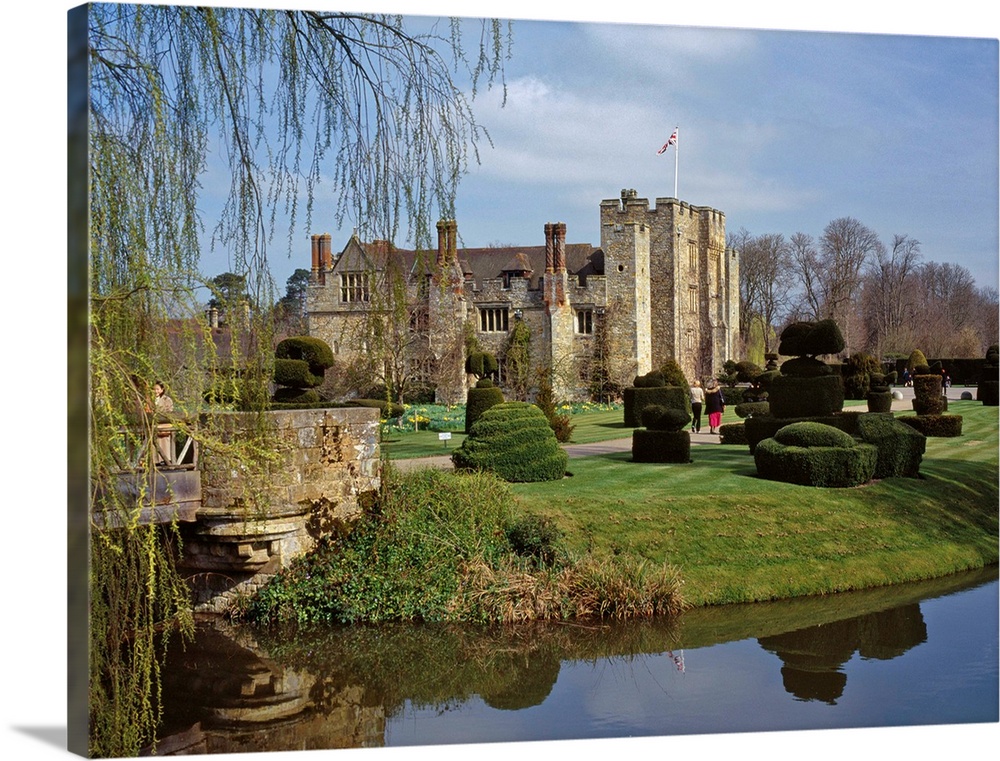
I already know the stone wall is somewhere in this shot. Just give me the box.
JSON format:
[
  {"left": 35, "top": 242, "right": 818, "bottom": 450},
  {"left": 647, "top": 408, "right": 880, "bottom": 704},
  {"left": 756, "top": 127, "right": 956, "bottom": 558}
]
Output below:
[{"left": 179, "top": 406, "right": 381, "bottom": 614}]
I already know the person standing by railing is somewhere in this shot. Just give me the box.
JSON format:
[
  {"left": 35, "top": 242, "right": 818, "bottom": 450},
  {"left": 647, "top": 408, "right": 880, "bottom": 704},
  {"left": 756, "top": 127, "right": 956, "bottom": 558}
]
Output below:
[{"left": 153, "top": 381, "right": 174, "bottom": 465}]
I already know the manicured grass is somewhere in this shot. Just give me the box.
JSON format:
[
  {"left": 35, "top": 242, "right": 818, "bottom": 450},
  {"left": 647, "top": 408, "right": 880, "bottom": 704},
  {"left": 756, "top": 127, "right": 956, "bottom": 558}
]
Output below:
[{"left": 509, "top": 400, "right": 999, "bottom": 608}]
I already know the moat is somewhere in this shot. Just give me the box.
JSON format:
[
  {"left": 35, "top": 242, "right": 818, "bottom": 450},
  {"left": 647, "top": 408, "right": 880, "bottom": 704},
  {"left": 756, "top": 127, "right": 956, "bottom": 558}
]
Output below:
[{"left": 153, "top": 565, "right": 998, "bottom": 755}]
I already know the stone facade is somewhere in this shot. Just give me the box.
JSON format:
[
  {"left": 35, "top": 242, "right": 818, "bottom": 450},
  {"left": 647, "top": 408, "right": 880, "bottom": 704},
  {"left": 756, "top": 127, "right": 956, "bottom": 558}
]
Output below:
[
  {"left": 179, "top": 406, "right": 381, "bottom": 613},
  {"left": 306, "top": 190, "right": 738, "bottom": 403}
]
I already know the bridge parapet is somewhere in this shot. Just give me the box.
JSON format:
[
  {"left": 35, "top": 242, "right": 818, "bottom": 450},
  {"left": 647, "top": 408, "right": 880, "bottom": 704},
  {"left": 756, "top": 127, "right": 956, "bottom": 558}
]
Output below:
[{"left": 179, "top": 406, "right": 381, "bottom": 614}]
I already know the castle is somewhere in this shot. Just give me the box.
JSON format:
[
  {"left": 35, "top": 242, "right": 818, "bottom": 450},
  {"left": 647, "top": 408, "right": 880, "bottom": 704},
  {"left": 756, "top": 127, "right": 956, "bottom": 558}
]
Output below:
[{"left": 305, "top": 190, "right": 739, "bottom": 404}]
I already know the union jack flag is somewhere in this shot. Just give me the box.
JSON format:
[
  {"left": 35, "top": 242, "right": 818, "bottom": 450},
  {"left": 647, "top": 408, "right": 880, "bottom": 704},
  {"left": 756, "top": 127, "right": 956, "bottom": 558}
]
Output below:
[{"left": 657, "top": 128, "right": 678, "bottom": 155}]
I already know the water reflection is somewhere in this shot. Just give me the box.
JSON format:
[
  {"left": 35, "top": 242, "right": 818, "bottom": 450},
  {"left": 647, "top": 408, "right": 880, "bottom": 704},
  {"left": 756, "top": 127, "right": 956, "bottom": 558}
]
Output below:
[
  {"left": 154, "top": 566, "right": 997, "bottom": 754},
  {"left": 757, "top": 603, "right": 927, "bottom": 704}
]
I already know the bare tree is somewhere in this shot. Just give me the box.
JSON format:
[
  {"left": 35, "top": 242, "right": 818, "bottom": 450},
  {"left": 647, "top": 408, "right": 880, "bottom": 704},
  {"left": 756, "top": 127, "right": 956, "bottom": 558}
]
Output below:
[
  {"left": 788, "top": 218, "right": 883, "bottom": 352},
  {"left": 788, "top": 231, "right": 822, "bottom": 321},
  {"left": 733, "top": 228, "right": 794, "bottom": 354},
  {"left": 862, "top": 233, "right": 922, "bottom": 356}
]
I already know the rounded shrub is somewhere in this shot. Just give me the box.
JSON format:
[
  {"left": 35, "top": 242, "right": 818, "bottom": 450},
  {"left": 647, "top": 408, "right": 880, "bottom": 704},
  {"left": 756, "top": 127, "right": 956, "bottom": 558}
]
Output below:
[
  {"left": 275, "top": 336, "right": 335, "bottom": 375},
  {"left": 719, "top": 422, "right": 748, "bottom": 445},
  {"left": 633, "top": 370, "right": 666, "bottom": 388},
  {"left": 623, "top": 385, "right": 689, "bottom": 427},
  {"left": 773, "top": 421, "right": 857, "bottom": 449},
  {"left": 734, "top": 360, "right": 763, "bottom": 383},
  {"left": 907, "top": 349, "right": 930, "bottom": 376},
  {"left": 754, "top": 422, "right": 877, "bottom": 487},
  {"left": 465, "top": 384, "right": 505, "bottom": 432},
  {"left": 452, "top": 402, "right": 568, "bottom": 482},
  {"left": 778, "top": 319, "right": 845, "bottom": 358}
]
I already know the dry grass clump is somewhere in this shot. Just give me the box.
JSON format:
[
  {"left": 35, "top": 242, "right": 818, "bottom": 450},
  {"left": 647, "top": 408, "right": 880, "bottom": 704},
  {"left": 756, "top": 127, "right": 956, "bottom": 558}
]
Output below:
[{"left": 454, "top": 556, "right": 686, "bottom": 624}]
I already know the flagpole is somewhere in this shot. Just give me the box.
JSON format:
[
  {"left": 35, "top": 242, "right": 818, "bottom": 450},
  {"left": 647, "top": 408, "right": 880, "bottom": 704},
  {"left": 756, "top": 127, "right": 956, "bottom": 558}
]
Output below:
[{"left": 673, "top": 126, "right": 679, "bottom": 199}]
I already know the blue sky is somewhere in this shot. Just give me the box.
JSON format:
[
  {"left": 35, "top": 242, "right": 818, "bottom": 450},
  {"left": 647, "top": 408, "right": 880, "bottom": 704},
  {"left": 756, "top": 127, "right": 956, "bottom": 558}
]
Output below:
[{"left": 193, "top": 0, "right": 1000, "bottom": 297}]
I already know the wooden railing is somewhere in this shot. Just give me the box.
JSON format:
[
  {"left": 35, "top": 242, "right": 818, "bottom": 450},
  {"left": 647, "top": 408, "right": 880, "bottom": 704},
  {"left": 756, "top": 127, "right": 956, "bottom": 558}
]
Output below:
[{"left": 96, "top": 418, "right": 202, "bottom": 528}]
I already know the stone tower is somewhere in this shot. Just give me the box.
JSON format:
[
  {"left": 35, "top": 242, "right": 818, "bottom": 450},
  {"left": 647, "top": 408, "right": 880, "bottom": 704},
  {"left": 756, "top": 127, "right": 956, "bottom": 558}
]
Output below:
[{"left": 599, "top": 190, "right": 734, "bottom": 383}]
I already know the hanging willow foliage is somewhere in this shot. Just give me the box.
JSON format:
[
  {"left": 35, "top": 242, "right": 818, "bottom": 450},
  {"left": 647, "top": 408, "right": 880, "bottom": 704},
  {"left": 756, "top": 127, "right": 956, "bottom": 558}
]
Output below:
[{"left": 84, "top": 3, "right": 510, "bottom": 756}]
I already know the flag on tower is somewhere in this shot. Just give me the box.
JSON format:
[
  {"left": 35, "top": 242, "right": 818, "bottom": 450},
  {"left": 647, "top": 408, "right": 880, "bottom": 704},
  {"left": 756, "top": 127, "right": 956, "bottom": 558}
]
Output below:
[{"left": 657, "top": 128, "right": 678, "bottom": 155}]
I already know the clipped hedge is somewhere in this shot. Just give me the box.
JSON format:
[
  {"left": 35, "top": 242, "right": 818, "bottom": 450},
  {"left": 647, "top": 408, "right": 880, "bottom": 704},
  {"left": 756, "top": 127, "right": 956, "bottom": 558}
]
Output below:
[
  {"left": 897, "top": 414, "right": 964, "bottom": 438},
  {"left": 734, "top": 401, "right": 770, "bottom": 419},
  {"left": 719, "top": 423, "right": 748, "bottom": 445},
  {"left": 623, "top": 386, "right": 688, "bottom": 427},
  {"left": 855, "top": 414, "right": 926, "bottom": 479},
  {"left": 866, "top": 391, "right": 893, "bottom": 413},
  {"left": 465, "top": 384, "right": 505, "bottom": 432},
  {"left": 754, "top": 422, "right": 878, "bottom": 487},
  {"left": 632, "top": 429, "right": 691, "bottom": 463},
  {"left": 452, "top": 402, "right": 568, "bottom": 482}
]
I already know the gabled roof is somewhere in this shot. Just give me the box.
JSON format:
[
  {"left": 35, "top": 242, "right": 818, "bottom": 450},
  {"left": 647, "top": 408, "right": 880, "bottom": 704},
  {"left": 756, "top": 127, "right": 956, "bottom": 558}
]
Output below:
[{"left": 341, "top": 238, "right": 605, "bottom": 290}]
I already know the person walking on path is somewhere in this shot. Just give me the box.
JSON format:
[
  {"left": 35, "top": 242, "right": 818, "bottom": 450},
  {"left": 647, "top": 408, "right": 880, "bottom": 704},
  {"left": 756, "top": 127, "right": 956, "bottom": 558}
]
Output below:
[
  {"left": 689, "top": 380, "right": 705, "bottom": 433},
  {"left": 704, "top": 379, "right": 726, "bottom": 435}
]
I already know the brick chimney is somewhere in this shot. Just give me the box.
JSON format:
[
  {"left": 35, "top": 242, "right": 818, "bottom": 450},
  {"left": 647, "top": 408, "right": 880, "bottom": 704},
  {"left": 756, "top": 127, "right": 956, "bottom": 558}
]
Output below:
[{"left": 310, "top": 234, "right": 321, "bottom": 283}]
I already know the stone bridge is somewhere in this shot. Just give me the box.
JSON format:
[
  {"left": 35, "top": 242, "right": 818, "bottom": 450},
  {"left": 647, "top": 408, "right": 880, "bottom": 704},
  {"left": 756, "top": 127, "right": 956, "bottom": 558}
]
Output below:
[{"left": 102, "top": 406, "right": 381, "bottom": 614}]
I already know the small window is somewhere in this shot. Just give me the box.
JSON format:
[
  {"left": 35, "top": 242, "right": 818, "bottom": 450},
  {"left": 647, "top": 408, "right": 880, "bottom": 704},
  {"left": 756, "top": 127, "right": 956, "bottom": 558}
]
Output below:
[
  {"left": 576, "top": 309, "right": 594, "bottom": 335},
  {"left": 340, "top": 272, "right": 370, "bottom": 303},
  {"left": 479, "top": 307, "right": 509, "bottom": 333},
  {"left": 688, "top": 287, "right": 698, "bottom": 313}
]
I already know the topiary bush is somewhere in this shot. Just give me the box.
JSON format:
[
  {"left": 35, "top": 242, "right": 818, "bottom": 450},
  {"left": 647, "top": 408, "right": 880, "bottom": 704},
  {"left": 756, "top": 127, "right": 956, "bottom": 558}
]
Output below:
[
  {"left": 734, "top": 401, "right": 770, "bottom": 419},
  {"left": 855, "top": 414, "right": 926, "bottom": 479},
  {"left": 465, "top": 382, "right": 505, "bottom": 432},
  {"left": 466, "top": 351, "right": 499, "bottom": 380},
  {"left": 908, "top": 349, "right": 930, "bottom": 376},
  {"left": 452, "top": 402, "right": 568, "bottom": 482},
  {"left": 754, "top": 422, "right": 878, "bottom": 487},
  {"left": 843, "top": 352, "right": 881, "bottom": 400},
  {"left": 768, "top": 374, "right": 845, "bottom": 418},
  {"left": 632, "top": 429, "right": 691, "bottom": 463},
  {"left": 623, "top": 385, "right": 689, "bottom": 427},
  {"left": 778, "top": 319, "right": 845, "bottom": 358},
  {"left": 640, "top": 405, "right": 691, "bottom": 431},
  {"left": 912, "top": 374, "right": 944, "bottom": 415},
  {"left": 272, "top": 335, "right": 335, "bottom": 406}
]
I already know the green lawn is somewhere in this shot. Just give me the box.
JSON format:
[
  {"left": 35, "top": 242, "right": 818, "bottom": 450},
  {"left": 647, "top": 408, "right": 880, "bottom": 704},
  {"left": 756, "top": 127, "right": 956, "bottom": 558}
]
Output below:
[{"left": 509, "top": 400, "right": 999, "bottom": 608}]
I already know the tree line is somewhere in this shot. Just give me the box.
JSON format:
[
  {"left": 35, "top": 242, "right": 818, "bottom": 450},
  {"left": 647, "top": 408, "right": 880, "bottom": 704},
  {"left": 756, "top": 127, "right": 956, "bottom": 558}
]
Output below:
[{"left": 731, "top": 217, "right": 998, "bottom": 363}]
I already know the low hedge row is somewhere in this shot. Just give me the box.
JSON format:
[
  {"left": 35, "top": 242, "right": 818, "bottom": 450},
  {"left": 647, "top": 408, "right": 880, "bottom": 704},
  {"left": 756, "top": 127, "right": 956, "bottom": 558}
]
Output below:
[{"left": 897, "top": 414, "right": 964, "bottom": 438}]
